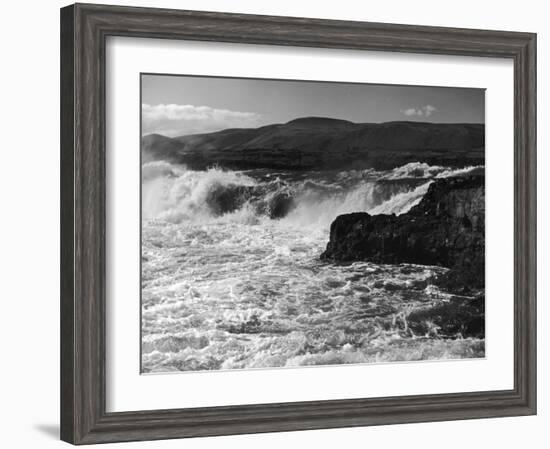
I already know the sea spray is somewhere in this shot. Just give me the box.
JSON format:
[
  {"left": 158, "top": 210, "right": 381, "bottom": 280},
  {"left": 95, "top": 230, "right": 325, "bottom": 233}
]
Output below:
[
  {"left": 142, "top": 163, "right": 257, "bottom": 222},
  {"left": 368, "top": 182, "right": 432, "bottom": 215}
]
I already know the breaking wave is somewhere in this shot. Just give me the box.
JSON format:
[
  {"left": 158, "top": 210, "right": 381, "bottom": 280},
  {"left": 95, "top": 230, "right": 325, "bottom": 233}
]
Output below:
[
  {"left": 142, "top": 164, "right": 257, "bottom": 222},
  {"left": 142, "top": 161, "right": 482, "bottom": 229}
]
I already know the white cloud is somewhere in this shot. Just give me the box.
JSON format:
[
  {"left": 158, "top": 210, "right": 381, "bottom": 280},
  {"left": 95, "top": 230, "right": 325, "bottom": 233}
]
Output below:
[
  {"left": 142, "top": 103, "right": 263, "bottom": 137},
  {"left": 400, "top": 104, "right": 438, "bottom": 118},
  {"left": 424, "top": 105, "right": 437, "bottom": 116},
  {"left": 401, "top": 108, "right": 423, "bottom": 117}
]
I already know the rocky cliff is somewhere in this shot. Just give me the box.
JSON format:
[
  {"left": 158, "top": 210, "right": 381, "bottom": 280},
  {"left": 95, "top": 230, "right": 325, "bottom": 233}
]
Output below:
[
  {"left": 321, "top": 175, "right": 485, "bottom": 293},
  {"left": 142, "top": 118, "right": 484, "bottom": 171}
]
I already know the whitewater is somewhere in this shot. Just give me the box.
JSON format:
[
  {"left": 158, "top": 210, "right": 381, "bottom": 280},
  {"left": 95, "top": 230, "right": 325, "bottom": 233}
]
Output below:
[{"left": 141, "top": 162, "right": 485, "bottom": 373}]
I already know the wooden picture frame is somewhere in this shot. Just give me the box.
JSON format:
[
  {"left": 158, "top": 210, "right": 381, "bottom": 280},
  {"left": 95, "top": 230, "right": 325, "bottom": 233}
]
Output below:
[{"left": 60, "top": 3, "right": 536, "bottom": 444}]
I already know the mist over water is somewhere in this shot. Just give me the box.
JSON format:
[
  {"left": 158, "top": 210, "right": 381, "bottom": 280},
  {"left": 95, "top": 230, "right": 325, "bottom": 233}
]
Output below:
[{"left": 141, "top": 162, "right": 485, "bottom": 373}]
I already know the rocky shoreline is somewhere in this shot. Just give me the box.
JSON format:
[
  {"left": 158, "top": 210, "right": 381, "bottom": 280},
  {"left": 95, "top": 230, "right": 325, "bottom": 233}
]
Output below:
[{"left": 321, "top": 175, "right": 485, "bottom": 338}]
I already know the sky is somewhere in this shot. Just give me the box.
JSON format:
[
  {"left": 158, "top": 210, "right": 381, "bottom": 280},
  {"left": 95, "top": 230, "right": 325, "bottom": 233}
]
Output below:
[{"left": 142, "top": 74, "right": 485, "bottom": 137}]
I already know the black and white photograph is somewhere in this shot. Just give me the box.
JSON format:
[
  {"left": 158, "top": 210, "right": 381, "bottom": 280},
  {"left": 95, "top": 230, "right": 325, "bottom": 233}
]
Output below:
[{"left": 140, "top": 75, "right": 486, "bottom": 373}]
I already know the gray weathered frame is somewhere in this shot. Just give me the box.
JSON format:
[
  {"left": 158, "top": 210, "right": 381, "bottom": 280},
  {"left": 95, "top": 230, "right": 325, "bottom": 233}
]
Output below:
[{"left": 60, "top": 3, "right": 537, "bottom": 445}]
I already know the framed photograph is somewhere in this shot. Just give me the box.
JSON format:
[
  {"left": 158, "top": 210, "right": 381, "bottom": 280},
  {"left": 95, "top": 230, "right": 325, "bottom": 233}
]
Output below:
[{"left": 60, "top": 3, "right": 536, "bottom": 445}]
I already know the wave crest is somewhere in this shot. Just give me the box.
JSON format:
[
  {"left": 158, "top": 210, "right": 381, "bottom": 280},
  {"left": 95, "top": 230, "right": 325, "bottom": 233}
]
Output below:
[
  {"left": 142, "top": 161, "right": 483, "bottom": 228},
  {"left": 142, "top": 164, "right": 257, "bottom": 222},
  {"left": 381, "top": 161, "right": 482, "bottom": 180}
]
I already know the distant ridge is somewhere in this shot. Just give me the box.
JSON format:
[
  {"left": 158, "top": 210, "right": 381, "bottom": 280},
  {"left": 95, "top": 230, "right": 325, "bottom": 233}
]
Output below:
[
  {"left": 142, "top": 118, "right": 484, "bottom": 171},
  {"left": 285, "top": 116, "right": 354, "bottom": 126}
]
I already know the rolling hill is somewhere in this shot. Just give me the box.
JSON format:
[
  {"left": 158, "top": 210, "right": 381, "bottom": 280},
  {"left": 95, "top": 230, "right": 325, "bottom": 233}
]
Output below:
[{"left": 142, "top": 117, "right": 484, "bottom": 171}]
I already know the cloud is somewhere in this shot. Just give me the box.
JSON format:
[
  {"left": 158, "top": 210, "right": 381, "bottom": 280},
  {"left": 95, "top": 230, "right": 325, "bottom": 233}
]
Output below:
[
  {"left": 400, "top": 105, "right": 438, "bottom": 118},
  {"left": 142, "top": 103, "right": 263, "bottom": 137}
]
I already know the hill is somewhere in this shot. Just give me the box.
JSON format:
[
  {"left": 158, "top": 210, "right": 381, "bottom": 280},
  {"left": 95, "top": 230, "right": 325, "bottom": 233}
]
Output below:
[{"left": 142, "top": 118, "right": 484, "bottom": 170}]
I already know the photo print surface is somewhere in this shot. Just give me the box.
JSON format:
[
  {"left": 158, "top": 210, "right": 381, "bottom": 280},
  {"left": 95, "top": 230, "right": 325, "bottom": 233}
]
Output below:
[{"left": 141, "top": 74, "right": 485, "bottom": 373}]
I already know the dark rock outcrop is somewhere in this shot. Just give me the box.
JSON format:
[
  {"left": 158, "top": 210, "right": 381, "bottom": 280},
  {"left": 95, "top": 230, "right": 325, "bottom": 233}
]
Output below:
[
  {"left": 142, "top": 119, "right": 484, "bottom": 171},
  {"left": 205, "top": 185, "right": 253, "bottom": 216},
  {"left": 204, "top": 184, "right": 296, "bottom": 219},
  {"left": 321, "top": 176, "right": 485, "bottom": 292},
  {"left": 265, "top": 192, "right": 295, "bottom": 219}
]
